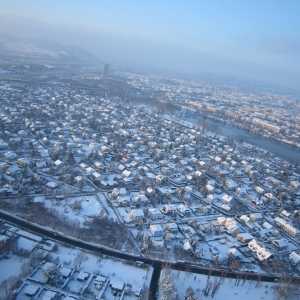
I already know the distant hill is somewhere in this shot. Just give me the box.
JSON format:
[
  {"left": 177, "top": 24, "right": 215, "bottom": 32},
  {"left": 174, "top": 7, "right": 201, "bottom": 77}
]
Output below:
[
  {"left": 0, "top": 32, "right": 98, "bottom": 64},
  {"left": 195, "top": 72, "right": 300, "bottom": 98}
]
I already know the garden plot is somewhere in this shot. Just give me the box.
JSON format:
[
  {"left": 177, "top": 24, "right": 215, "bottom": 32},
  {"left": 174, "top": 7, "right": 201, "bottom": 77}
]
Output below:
[
  {"left": 0, "top": 255, "right": 23, "bottom": 282},
  {"left": 207, "top": 240, "right": 251, "bottom": 263},
  {"left": 86, "top": 275, "right": 108, "bottom": 299},
  {"left": 36, "top": 288, "right": 60, "bottom": 300},
  {"left": 65, "top": 270, "right": 91, "bottom": 295},
  {"left": 29, "top": 267, "right": 47, "bottom": 284},
  {"left": 40, "top": 195, "right": 106, "bottom": 226},
  {"left": 17, "top": 237, "right": 37, "bottom": 253}
]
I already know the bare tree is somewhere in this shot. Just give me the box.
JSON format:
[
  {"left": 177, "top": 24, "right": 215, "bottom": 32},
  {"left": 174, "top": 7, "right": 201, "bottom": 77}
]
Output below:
[
  {"left": 273, "top": 277, "right": 300, "bottom": 300},
  {"left": 185, "top": 285, "right": 200, "bottom": 300},
  {"left": 42, "top": 265, "right": 62, "bottom": 286},
  {"left": 0, "top": 276, "right": 22, "bottom": 300},
  {"left": 75, "top": 252, "right": 89, "bottom": 268}
]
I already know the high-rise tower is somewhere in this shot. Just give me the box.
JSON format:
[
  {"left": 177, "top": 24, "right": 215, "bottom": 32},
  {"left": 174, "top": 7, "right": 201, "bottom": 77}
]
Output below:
[{"left": 102, "top": 63, "right": 109, "bottom": 79}]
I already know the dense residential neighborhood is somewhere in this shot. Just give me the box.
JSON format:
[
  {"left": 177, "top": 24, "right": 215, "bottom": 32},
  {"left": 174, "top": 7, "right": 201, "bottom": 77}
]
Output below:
[{"left": 1, "top": 64, "right": 300, "bottom": 299}]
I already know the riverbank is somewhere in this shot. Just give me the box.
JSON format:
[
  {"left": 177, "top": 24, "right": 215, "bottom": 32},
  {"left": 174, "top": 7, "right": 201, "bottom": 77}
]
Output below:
[
  {"left": 166, "top": 114, "right": 300, "bottom": 164},
  {"left": 177, "top": 109, "right": 300, "bottom": 164}
]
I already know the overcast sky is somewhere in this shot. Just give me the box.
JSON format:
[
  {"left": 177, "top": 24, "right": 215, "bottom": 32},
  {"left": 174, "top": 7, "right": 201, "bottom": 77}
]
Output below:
[{"left": 1, "top": 0, "right": 300, "bottom": 90}]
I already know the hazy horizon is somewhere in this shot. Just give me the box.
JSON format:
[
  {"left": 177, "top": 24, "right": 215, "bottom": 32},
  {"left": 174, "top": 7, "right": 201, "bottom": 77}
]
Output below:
[{"left": 0, "top": 1, "right": 300, "bottom": 91}]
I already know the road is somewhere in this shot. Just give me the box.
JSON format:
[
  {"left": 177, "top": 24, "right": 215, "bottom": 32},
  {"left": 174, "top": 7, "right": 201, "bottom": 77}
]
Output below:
[{"left": 1, "top": 210, "right": 300, "bottom": 299}]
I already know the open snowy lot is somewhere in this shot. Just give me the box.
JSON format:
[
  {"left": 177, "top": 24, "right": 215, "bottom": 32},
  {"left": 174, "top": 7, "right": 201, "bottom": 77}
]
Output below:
[
  {"left": 157, "top": 268, "right": 294, "bottom": 300},
  {"left": 34, "top": 194, "right": 107, "bottom": 226}
]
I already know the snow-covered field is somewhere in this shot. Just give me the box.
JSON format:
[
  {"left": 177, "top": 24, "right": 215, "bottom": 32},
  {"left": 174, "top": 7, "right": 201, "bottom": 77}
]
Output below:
[
  {"left": 0, "top": 256, "right": 23, "bottom": 283},
  {"left": 34, "top": 194, "right": 108, "bottom": 226},
  {"left": 158, "top": 268, "right": 277, "bottom": 300},
  {"left": 17, "top": 237, "right": 37, "bottom": 252}
]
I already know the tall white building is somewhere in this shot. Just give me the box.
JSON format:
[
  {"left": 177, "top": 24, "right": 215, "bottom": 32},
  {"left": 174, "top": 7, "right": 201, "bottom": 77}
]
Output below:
[{"left": 102, "top": 63, "right": 109, "bottom": 79}]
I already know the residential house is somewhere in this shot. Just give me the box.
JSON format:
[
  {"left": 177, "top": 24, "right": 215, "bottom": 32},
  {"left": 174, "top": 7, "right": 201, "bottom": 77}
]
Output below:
[
  {"left": 162, "top": 204, "right": 177, "bottom": 214},
  {"left": 119, "top": 188, "right": 127, "bottom": 196},
  {"left": 234, "top": 169, "right": 244, "bottom": 177},
  {"left": 150, "top": 224, "right": 164, "bottom": 237},
  {"left": 86, "top": 166, "right": 95, "bottom": 175},
  {"left": 291, "top": 181, "right": 300, "bottom": 190},
  {"left": 0, "top": 139, "right": 9, "bottom": 150},
  {"left": 224, "top": 218, "right": 240, "bottom": 236},
  {"left": 236, "top": 233, "right": 254, "bottom": 243},
  {"left": 100, "top": 146, "right": 110, "bottom": 153},
  {"left": 148, "top": 208, "right": 163, "bottom": 220},
  {"left": 239, "top": 215, "right": 250, "bottom": 223},
  {"left": 183, "top": 240, "right": 192, "bottom": 252},
  {"left": 122, "top": 169, "right": 131, "bottom": 178},
  {"left": 94, "top": 161, "right": 104, "bottom": 169},
  {"left": 205, "top": 194, "right": 214, "bottom": 204},
  {"left": 221, "top": 204, "right": 231, "bottom": 212},
  {"left": 0, "top": 184, "right": 14, "bottom": 195},
  {"left": 138, "top": 194, "right": 149, "bottom": 206},
  {"left": 235, "top": 186, "right": 247, "bottom": 196},
  {"left": 92, "top": 171, "right": 102, "bottom": 182},
  {"left": 117, "top": 196, "right": 131, "bottom": 207},
  {"left": 179, "top": 224, "right": 196, "bottom": 238},
  {"left": 222, "top": 194, "right": 233, "bottom": 204},
  {"left": 280, "top": 210, "right": 291, "bottom": 220},
  {"left": 131, "top": 194, "right": 149, "bottom": 207},
  {"left": 177, "top": 204, "right": 191, "bottom": 217},
  {"left": 214, "top": 156, "right": 221, "bottom": 163},
  {"left": 17, "top": 158, "right": 30, "bottom": 167},
  {"left": 0, "top": 162, "right": 8, "bottom": 172},
  {"left": 217, "top": 217, "right": 226, "bottom": 226},
  {"left": 262, "top": 222, "right": 273, "bottom": 230},
  {"left": 75, "top": 175, "right": 83, "bottom": 185},
  {"left": 6, "top": 165, "right": 21, "bottom": 176},
  {"left": 194, "top": 170, "right": 204, "bottom": 179},
  {"left": 250, "top": 213, "right": 263, "bottom": 222},
  {"left": 111, "top": 188, "right": 120, "bottom": 198},
  {"left": 130, "top": 209, "right": 144, "bottom": 222},
  {"left": 272, "top": 239, "right": 288, "bottom": 251},
  {"left": 204, "top": 183, "right": 214, "bottom": 195},
  {"left": 255, "top": 186, "right": 265, "bottom": 194},
  {"left": 54, "top": 159, "right": 64, "bottom": 169},
  {"left": 42, "top": 291, "right": 57, "bottom": 299},
  {"left": 198, "top": 161, "right": 206, "bottom": 169},
  {"left": 152, "top": 239, "right": 164, "bottom": 251},
  {"left": 4, "top": 151, "right": 17, "bottom": 161},
  {"left": 274, "top": 217, "right": 300, "bottom": 237},
  {"left": 289, "top": 251, "right": 300, "bottom": 266},
  {"left": 166, "top": 223, "right": 178, "bottom": 233},
  {"left": 77, "top": 271, "right": 89, "bottom": 281},
  {"left": 225, "top": 179, "right": 238, "bottom": 190},
  {"left": 248, "top": 239, "right": 273, "bottom": 261},
  {"left": 24, "top": 284, "right": 40, "bottom": 297},
  {"left": 264, "top": 192, "right": 273, "bottom": 202}
]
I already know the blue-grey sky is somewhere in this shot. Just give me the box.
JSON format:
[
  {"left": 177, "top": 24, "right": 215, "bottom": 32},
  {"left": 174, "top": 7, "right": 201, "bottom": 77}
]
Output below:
[{"left": 1, "top": 0, "right": 300, "bottom": 89}]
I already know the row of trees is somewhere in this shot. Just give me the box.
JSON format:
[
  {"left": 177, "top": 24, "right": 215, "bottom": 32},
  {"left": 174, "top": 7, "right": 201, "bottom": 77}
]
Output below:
[{"left": 0, "top": 199, "right": 129, "bottom": 250}]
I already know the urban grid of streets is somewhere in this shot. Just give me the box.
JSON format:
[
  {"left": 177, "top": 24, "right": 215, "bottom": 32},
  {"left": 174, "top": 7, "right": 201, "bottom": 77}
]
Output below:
[{"left": 1, "top": 64, "right": 300, "bottom": 299}]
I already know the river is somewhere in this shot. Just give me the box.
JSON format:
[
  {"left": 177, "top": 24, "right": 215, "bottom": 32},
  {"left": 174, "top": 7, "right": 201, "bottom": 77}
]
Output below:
[{"left": 181, "top": 111, "right": 300, "bottom": 164}]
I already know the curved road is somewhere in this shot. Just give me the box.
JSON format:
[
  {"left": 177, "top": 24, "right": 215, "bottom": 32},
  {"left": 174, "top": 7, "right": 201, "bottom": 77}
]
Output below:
[{"left": 1, "top": 210, "right": 299, "bottom": 300}]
